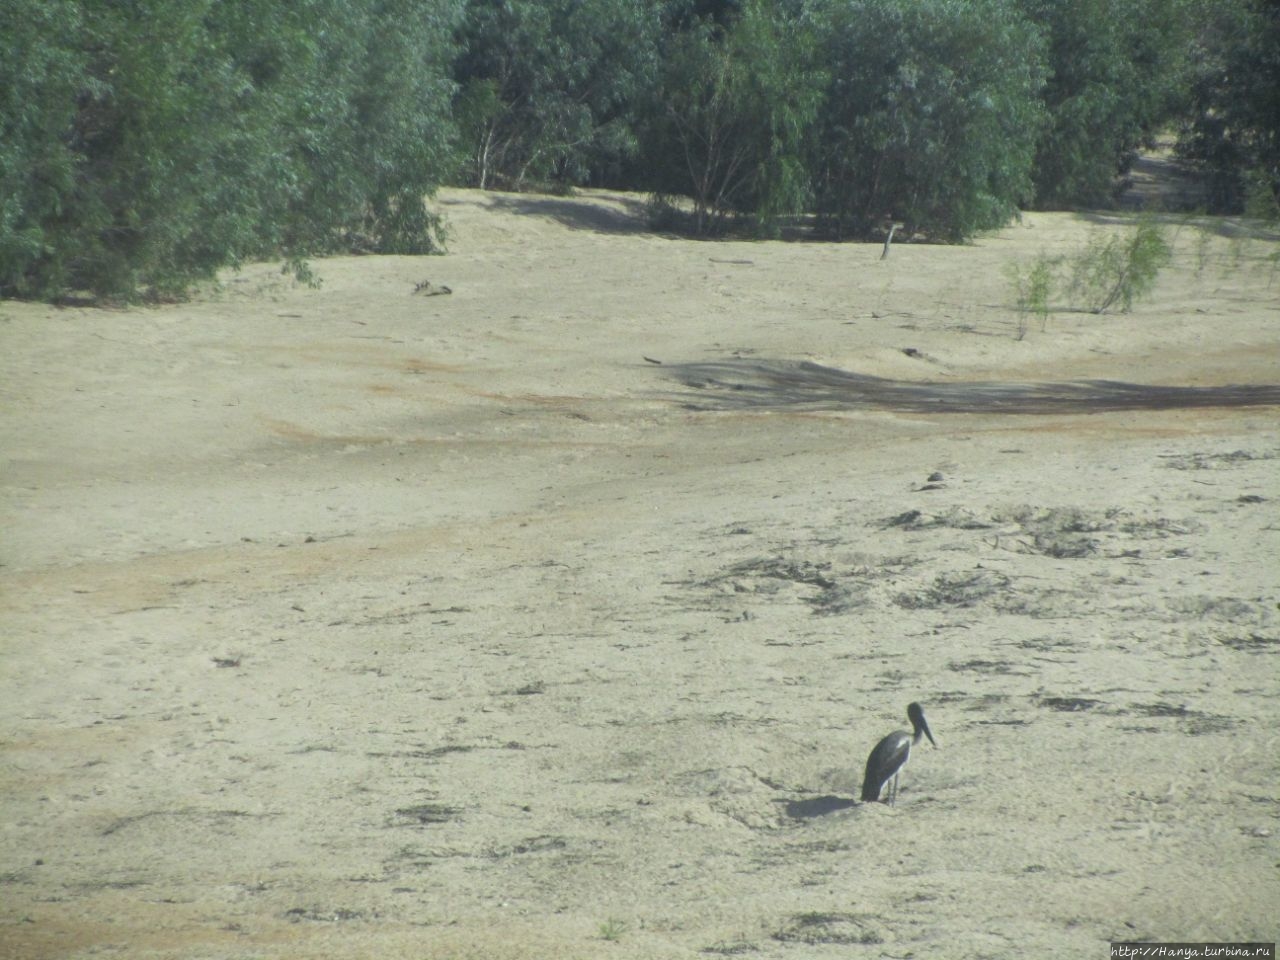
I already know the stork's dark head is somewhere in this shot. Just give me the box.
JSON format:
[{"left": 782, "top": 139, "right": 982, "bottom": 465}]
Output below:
[{"left": 907, "top": 702, "right": 937, "bottom": 747}]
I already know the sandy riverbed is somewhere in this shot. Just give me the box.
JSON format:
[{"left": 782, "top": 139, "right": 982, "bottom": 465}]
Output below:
[{"left": 2, "top": 188, "right": 1278, "bottom": 959}]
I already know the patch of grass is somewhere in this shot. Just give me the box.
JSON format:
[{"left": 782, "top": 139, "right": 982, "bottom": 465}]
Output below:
[{"left": 598, "top": 917, "right": 628, "bottom": 942}]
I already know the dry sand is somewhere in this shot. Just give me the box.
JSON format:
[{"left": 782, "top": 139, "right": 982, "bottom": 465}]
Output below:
[{"left": 2, "top": 188, "right": 1278, "bottom": 959}]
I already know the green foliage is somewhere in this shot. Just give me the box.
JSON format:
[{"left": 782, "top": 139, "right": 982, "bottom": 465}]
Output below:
[
  {"left": 306, "top": 0, "right": 462, "bottom": 255},
  {"left": 810, "top": 0, "right": 1047, "bottom": 241},
  {"left": 598, "top": 917, "right": 628, "bottom": 941},
  {"left": 1004, "top": 254, "right": 1060, "bottom": 337},
  {"left": 1022, "top": 0, "right": 1196, "bottom": 208},
  {"left": 452, "top": 0, "right": 660, "bottom": 190},
  {"left": 661, "top": 0, "right": 744, "bottom": 31},
  {"left": 1004, "top": 218, "right": 1172, "bottom": 333},
  {"left": 1068, "top": 218, "right": 1172, "bottom": 313},
  {"left": 6, "top": 0, "right": 1260, "bottom": 303},
  {"left": 1243, "top": 171, "right": 1280, "bottom": 225},
  {"left": 453, "top": 77, "right": 506, "bottom": 190},
  {"left": 0, "top": 0, "right": 461, "bottom": 301},
  {"left": 1177, "top": 0, "right": 1280, "bottom": 213},
  {"left": 0, "top": 0, "right": 88, "bottom": 298},
  {"left": 639, "top": 1, "right": 823, "bottom": 234}
]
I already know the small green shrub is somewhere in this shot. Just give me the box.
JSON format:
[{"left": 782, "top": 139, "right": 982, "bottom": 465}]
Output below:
[
  {"left": 1243, "top": 169, "right": 1280, "bottom": 224},
  {"left": 1005, "top": 253, "right": 1060, "bottom": 337},
  {"left": 1004, "top": 216, "right": 1175, "bottom": 335},
  {"left": 598, "top": 917, "right": 627, "bottom": 942},
  {"left": 1067, "top": 218, "right": 1172, "bottom": 313},
  {"left": 1191, "top": 218, "right": 1214, "bottom": 276},
  {"left": 1242, "top": 170, "right": 1280, "bottom": 284}
]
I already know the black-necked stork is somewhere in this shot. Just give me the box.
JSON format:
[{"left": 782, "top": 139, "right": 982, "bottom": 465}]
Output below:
[{"left": 861, "top": 702, "right": 937, "bottom": 805}]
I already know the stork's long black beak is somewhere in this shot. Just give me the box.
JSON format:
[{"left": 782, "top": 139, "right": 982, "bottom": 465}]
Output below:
[{"left": 908, "top": 702, "right": 937, "bottom": 747}]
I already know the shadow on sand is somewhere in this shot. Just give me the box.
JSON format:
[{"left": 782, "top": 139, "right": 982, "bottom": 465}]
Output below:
[
  {"left": 481, "top": 192, "right": 651, "bottom": 234},
  {"left": 783, "top": 795, "right": 860, "bottom": 820},
  {"left": 664, "top": 359, "right": 1280, "bottom": 415}
]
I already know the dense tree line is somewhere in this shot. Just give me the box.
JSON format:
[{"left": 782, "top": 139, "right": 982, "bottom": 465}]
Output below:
[
  {"left": 2, "top": 0, "right": 1275, "bottom": 301},
  {"left": 1, "top": 0, "right": 461, "bottom": 300},
  {"left": 1176, "top": 0, "right": 1280, "bottom": 215}
]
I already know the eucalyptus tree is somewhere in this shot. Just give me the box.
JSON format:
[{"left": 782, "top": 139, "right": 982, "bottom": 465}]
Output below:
[
  {"left": 0, "top": 0, "right": 461, "bottom": 301},
  {"left": 639, "top": 0, "right": 824, "bottom": 234},
  {"left": 1021, "top": 0, "right": 1195, "bottom": 208},
  {"left": 810, "top": 0, "right": 1047, "bottom": 240},
  {"left": 452, "top": 0, "right": 660, "bottom": 189},
  {"left": 1177, "top": 0, "right": 1280, "bottom": 214}
]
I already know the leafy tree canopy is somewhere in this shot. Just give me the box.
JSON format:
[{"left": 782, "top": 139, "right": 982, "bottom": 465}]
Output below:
[
  {"left": 1022, "top": 0, "right": 1196, "bottom": 208},
  {"left": 452, "top": 0, "right": 660, "bottom": 190},
  {"left": 4, "top": 0, "right": 1275, "bottom": 303},
  {"left": 638, "top": 0, "right": 824, "bottom": 234},
  {"left": 1177, "top": 0, "right": 1280, "bottom": 213},
  {"left": 810, "top": 0, "right": 1048, "bottom": 240},
  {"left": 1, "top": 0, "right": 461, "bottom": 301}
]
